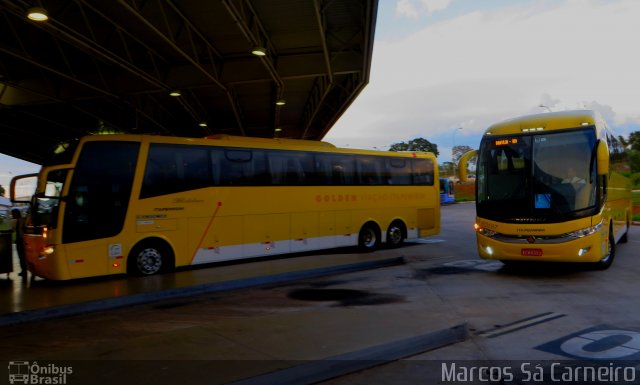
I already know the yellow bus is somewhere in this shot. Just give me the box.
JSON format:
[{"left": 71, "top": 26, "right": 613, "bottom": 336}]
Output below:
[
  {"left": 463, "top": 110, "right": 631, "bottom": 269},
  {"left": 11, "top": 134, "right": 440, "bottom": 280}
]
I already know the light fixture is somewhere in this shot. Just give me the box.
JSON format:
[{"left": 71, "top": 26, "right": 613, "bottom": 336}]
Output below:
[
  {"left": 199, "top": 122, "right": 208, "bottom": 127},
  {"left": 27, "top": 7, "right": 48, "bottom": 21},
  {"left": 275, "top": 99, "right": 286, "bottom": 106},
  {"left": 169, "top": 90, "right": 181, "bottom": 97},
  {"left": 274, "top": 127, "right": 282, "bottom": 132},
  {"left": 251, "top": 46, "right": 267, "bottom": 56}
]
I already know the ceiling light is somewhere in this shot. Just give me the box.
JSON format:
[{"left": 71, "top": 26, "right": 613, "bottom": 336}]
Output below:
[
  {"left": 27, "top": 7, "right": 48, "bottom": 21},
  {"left": 274, "top": 127, "right": 282, "bottom": 132},
  {"left": 275, "top": 99, "right": 286, "bottom": 106},
  {"left": 251, "top": 46, "right": 267, "bottom": 56},
  {"left": 169, "top": 90, "right": 181, "bottom": 97},
  {"left": 199, "top": 122, "right": 208, "bottom": 127}
]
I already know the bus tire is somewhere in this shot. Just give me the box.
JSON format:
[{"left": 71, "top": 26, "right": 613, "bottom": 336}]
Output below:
[
  {"left": 128, "top": 239, "right": 174, "bottom": 276},
  {"left": 620, "top": 214, "right": 629, "bottom": 244},
  {"left": 386, "top": 220, "right": 405, "bottom": 248},
  {"left": 594, "top": 226, "right": 615, "bottom": 270},
  {"left": 358, "top": 223, "right": 380, "bottom": 252}
]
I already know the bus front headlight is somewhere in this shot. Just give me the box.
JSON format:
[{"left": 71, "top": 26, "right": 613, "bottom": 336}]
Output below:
[
  {"left": 565, "top": 222, "right": 603, "bottom": 239},
  {"left": 477, "top": 227, "right": 497, "bottom": 237}
]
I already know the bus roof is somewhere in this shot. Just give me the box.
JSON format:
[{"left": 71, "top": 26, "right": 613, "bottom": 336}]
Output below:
[
  {"left": 205, "top": 134, "right": 336, "bottom": 149},
  {"left": 484, "top": 110, "right": 601, "bottom": 136},
  {"left": 78, "top": 134, "right": 436, "bottom": 159}
]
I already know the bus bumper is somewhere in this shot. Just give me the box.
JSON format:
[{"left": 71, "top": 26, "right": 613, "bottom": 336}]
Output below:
[
  {"left": 476, "top": 230, "right": 607, "bottom": 263},
  {"left": 24, "top": 234, "right": 71, "bottom": 280}
]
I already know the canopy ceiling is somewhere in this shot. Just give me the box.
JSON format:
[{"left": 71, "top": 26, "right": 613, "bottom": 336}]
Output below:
[{"left": 0, "top": 0, "right": 378, "bottom": 164}]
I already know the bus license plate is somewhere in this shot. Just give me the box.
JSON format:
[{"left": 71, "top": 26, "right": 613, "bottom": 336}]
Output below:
[{"left": 521, "top": 248, "right": 543, "bottom": 257}]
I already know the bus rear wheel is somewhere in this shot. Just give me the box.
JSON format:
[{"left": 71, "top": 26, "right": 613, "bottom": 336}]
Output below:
[
  {"left": 128, "top": 239, "right": 174, "bottom": 276},
  {"left": 358, "top": 223, "right": 380, "bottom": 251},
  {"left": 386, "top": 221, "right": 405, "bottom": 248}
]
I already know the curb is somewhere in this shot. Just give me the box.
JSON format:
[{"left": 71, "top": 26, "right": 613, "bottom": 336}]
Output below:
[
  {"left": 0, "top": 256, "right": 404, "bottom": 327},
  {"left": 229, "top": 323, "right": 469, "bottom": 385}
]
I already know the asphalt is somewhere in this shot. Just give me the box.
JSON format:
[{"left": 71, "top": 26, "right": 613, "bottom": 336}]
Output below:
[{"left": 0, "top": 240, "right": 470, "bottom": 385}]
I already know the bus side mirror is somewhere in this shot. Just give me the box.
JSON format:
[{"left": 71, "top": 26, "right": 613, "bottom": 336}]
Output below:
[
  {"left": 596, "top": 140, "right": 609, "bottom": 175},
  {"left": 9, "top": 173, "right": 38, "bottom": 204}
]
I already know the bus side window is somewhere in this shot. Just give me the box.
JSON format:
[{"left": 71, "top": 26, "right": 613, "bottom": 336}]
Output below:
[
  {"left": 178, "top": 147, "right": 210, "bottom": 191},
  {"left": 267, "top": 152, "right": 287, "bottom": 185},
  {"left": 387, "top": 158, "right": 412, "bottom": 185},
  {"left": 210, "top": 150, "right": 222, "bottom": 185},
  {"left": 221, "top": 149, "right": 252, "bottom": 185},
  {"left": 412, "top": 158, "right": 434, "bottom": 185},
  {"left": 314, "top": 155, "right": 333, "bottom": 185},
  {"left": 330, "top": 156, "right": 355, "bottom": 185},
  {"left": 357, "top": 157, "right": 384, "bottom": 185}
]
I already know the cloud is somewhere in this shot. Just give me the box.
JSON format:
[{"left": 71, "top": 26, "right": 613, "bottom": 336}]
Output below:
[
  {"left": 395, "top": 0, "right": 452, "bottom": 19},
  {"left": 328, "top": 0, "right": 640, "bottom": 157},
  {"left": 395, "top": 0, "right": 421, "bottom": 19}
]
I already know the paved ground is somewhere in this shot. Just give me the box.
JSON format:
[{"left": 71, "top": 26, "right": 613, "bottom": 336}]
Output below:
[{"left": 1, "top": 202, "right": 639, "bottom": 385}]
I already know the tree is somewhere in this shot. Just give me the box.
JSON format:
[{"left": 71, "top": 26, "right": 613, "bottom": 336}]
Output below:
[
  {"left": 439, "top": 162, "right": 454, "bottom": 177},
  {"left": 388, "top": 138, "right": 439, "bottom": 156},
  {"left": 626, "top": 132, "right": 640, "bottom": 151},
  {"left": 0, "top": 184, "right": 4, "bottom": 197},
  {"left": 623, "top": 131, "right": 640, "bottom": 173},
  {"left": 453, "top": 145, "right": 475, "bottom": 164}
]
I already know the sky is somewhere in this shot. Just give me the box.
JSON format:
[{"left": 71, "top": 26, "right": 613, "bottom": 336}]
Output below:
[
  {"left": 2, "top": 0, "right": 640, "bottom": 191},
  {"left": 325, "top": 0, "right": 640, "bottom": 160}
]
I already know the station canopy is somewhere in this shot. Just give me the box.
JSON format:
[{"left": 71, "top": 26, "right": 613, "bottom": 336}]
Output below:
[{"left": 0, "top": 0, "right": 378, "bottom": 164}]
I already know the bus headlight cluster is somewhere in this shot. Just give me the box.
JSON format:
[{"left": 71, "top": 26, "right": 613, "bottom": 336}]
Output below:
[
  {"left": 476, "top": 226, "right": 497, "bottom": 237},
  {"left": 565, "top": 222, "right": 602, "bottom": 239}
]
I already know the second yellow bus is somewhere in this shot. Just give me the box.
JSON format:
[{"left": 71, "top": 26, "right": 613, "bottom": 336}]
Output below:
[{"left": 465, "top": 110, "right": 632, "bottom": 269}]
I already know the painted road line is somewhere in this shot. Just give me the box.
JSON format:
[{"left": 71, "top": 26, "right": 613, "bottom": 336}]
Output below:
[{"left": 476, "top": 312, "right": 566, "bottom": 339}]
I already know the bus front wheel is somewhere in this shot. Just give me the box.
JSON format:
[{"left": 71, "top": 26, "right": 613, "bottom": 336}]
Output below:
[
  {"left": 620, "top": 214, "right": 630, "bottom": 243},
  {"left": 128, "top": 239, "right": 174, "bottom": 276},
  {"left": 594, "top": 226, "right": 615, "bottom": 270},
  {"left": 358, "top": 223, "right": 380, "bottom": 251}
]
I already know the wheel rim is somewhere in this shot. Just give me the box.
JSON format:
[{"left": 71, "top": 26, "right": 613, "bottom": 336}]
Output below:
[
  {"left": 361, "top": 228, "right": 377, "bottom": 248},
  {"left": 600, "top": 232, "right": 614, "bottom": 264},
  {"left": 388, "top": 225, "right": 403, "bottom": 245},
  {"left": 137, "top": 247, "right": 163, "bottom": 275}
]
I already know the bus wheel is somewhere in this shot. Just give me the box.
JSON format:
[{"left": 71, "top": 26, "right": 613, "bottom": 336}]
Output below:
[
  {"left": 620, "top": 215, "right": 630, "bottom": 244},
  {"left": 358, "top": 223, "right": 380, "bottom": 251},
  {"left": 386, "top": 221, "right": 405, "bottom": 248},
  {"left": 594, "top": 227, "right": 615, "bottom": 270},
  {"left": 128, "top": 240, "right": 174, "bottom": 276}
]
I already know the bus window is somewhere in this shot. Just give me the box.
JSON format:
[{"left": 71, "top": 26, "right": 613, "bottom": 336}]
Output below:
[
  {"left": 412, "top": 158, "right": 434, "bottom": 185},
  {"left": 142, "top": 144, "right": 210, "bottom": 197},
  {"left": 64, "top": 141, "right": 139, "bottom": 243},
  {"left": 387, "top": 158, "right": 412, "bottom": 185},
  {"left": 357, "top": 157, "right": 385, "bottom": 185},
  {"left": 316, "top": 154, "right": 356, "bottom": 185},
  {"left": 267, "top": 151, "right": 315, "bottom": 185}
]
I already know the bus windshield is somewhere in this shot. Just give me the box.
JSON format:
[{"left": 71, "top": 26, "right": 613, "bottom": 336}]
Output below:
[
  {"left": 477, "top": 127, "right": 597, "bottom": 222},
  {"left": 32, "top": 169, "right": 67, "bottom": 228}
]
